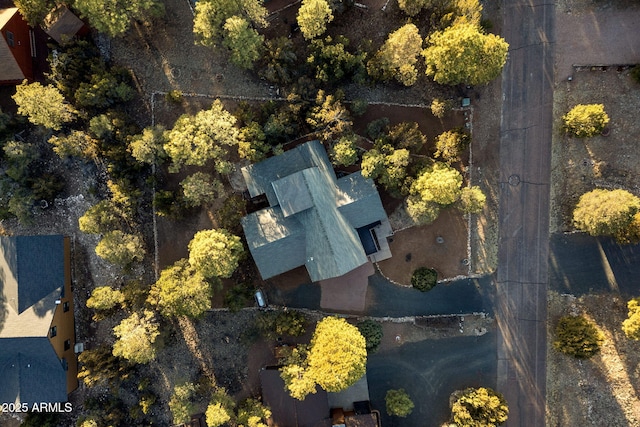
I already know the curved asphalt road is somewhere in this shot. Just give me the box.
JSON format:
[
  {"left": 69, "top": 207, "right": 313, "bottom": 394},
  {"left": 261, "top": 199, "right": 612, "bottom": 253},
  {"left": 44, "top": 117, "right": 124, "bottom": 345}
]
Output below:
[{"left": 496, "top": 0, "right": 555, "bottom": 424}]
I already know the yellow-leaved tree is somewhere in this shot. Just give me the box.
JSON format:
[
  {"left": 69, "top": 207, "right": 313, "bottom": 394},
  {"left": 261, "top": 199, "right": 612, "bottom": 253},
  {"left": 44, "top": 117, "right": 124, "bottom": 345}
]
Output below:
[{"left": 281, "top": 317, "right": 367, "bottom": 400}]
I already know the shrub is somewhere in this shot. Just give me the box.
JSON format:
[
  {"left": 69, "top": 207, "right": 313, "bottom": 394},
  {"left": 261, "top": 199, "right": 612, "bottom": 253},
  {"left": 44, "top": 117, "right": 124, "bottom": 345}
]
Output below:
[
  {"left": 224, "top": 284, "right": 254, "bottom": 312},
  {"left": 166, "top": 90, "right": 184, "bottom": 103},
  {"left": 169, "top": 382, "right": 196, "bottom": 425},
  {"left": 257, "top": 310, "right": 308, "bottom": 338},
  {"left": 386, "top": 389, "right": 414, "bottom": 417},
  {"left": 411, "top": 267, "right": 438, "bottom": 292},
  {"left": 563, "top": 104, "right": 610, "bottom": 138},
  {"left": 356, "top": 319, "right": 383, "bottom": 352},
  {"left": 86, "top": 286, "right": 124, "bottom": 311},
  {"left": 631, "top": 65, "right": 640, "bottom": 84},
  {"left": 553, "top": 315, "right": 604, "bottom": 359},
  {"left": 451, "top": 387, "right": 508, "bottom": 426}
]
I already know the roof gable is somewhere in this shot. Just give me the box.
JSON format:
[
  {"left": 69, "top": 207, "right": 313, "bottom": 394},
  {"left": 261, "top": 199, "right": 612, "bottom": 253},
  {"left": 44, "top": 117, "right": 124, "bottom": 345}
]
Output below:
[
  {"left": 0, "top": 8, "right": 18, "bottom": 29},
  {"left": 336, "top": 172, "right": 389, "bottom": 229},
  {"left": 272, "top": 171, "right": 314, "bottom": 217},
  {"left": 242, "top": 140, "right": 335, "bottom": 205}
]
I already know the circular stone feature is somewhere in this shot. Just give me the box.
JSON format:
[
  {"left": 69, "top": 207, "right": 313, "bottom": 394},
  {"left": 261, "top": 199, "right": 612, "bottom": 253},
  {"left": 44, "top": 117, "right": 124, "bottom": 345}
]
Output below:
[{"left": 508, "top": 174, "right": 521, "bottom": 186}]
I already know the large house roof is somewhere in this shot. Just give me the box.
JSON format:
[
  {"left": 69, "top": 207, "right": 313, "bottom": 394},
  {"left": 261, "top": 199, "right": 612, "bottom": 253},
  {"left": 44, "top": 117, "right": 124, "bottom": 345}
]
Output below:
[
  {"left": 241, "top": 141, "right": 390, "bottom": 282},
  {"left": 0, "top": 235, "right": 68, "bottom": 405},
  {"left": 0, "top": 337, "right": 68, "bottom": 405}
]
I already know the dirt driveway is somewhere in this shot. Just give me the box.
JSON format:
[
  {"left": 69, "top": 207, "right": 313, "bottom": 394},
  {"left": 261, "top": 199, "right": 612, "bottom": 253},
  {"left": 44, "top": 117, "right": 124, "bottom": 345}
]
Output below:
[{"left": 555, "top": 2, "right": 640, "bottom": 80}]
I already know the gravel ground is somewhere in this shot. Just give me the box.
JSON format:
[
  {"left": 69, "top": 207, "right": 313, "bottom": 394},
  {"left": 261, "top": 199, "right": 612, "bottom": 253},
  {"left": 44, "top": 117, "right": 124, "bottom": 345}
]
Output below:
[{"left": 547, "top": 292, "right": 640, "bottom": 426}]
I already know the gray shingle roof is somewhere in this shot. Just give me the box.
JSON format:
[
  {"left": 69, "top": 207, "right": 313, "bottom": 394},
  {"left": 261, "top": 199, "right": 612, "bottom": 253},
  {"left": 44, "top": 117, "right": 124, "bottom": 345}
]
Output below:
[
  {"left": 0, "top": 337, "right": 68, "bottom": 405},
  {"left": 241, "top": 142, "right": 390, "bottom": 282},
  {"left": 241, "top": 207, "right": 307, "bottom": 279},
  {"left": 337, "top": 172, "right": 389, "bottom": 229},
  {"left": 0, "top": 235, "right": 65, "bottom": 314},
  {"left": 242, "top": 140, "right": 335, "bottom": 205},
  {"left": 0, "top": 235, "right": 68, "bottom": 405}
]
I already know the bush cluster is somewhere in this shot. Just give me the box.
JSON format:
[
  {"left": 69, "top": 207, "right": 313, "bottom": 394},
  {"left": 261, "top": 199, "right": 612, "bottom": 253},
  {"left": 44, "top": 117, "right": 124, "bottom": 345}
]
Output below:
[{"left": 411, "top": 267, "right": 438, "bottom": 292}]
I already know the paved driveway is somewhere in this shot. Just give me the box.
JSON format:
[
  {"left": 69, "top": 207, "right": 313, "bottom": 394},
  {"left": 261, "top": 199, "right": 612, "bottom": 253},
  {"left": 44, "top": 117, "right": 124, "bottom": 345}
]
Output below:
[
  {"left": 267, "top": 273, "right": 494, "bottom": 317},
  {"left": 367, "top": 333, "right": 496, "bottom": 427},
  {"left": 549, "top": 233, "right": 640, "bottom": 296}
]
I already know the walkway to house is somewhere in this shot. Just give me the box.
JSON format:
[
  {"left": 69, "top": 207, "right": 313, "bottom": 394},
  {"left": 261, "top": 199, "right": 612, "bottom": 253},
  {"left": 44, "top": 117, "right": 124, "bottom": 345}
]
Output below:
[{"left": 319, "top": 262, "right": 374, "bottom": 313}]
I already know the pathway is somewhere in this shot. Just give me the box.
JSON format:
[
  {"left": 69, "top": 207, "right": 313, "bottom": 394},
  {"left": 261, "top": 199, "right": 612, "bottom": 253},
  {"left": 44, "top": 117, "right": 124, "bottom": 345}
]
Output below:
[{"left": 496, "top": 0, "right": 554, "bottom": 424}]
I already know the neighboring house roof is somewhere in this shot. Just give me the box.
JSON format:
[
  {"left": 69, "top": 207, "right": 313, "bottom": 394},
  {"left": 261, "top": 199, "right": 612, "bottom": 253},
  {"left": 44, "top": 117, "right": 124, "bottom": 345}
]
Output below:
[
  {"left": 43, "top": 5, "right": 84, "bottom": 44},
  {"left": 0, "top": 235, "right": 68, "bottom": 405},
  {"left": 0, "top": 337, "right": 68, "bottom": 405},
  {"left": 260, "top": 368, "right": 331, "bottom": 427},
  {"left": 0, "top": 7, "right": 16, "bottom": 27},
  {"left": 241, "top": 141, "right": 391, "bottom": 282},
  {"left": 0, "top": 8, "right": 26, "bottom": 82},
  {"left": 0, "top": 235, "right": 65, "bottom": 315}
]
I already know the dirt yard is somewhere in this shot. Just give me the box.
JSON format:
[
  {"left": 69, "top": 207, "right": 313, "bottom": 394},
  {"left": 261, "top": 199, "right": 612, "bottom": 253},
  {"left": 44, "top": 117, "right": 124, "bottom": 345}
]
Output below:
[
  {"left": 547, "top": 1, "right": 640, "bottom": 425},
  {"left": 547, "top": 292, "right": 640, "bottom": 426},
  {"left": 550, "top": 69, "right": 640, "bottom": 233}
]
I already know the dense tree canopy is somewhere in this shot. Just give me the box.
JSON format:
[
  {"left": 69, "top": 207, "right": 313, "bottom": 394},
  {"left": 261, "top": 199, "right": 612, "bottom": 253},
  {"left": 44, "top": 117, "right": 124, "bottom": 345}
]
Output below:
[
  {"left": 79, "top": 200, "right": 121, "bottom": 234},
  {"left": 49, "top": 130, "right": 100, "bottom": 160},
  {"left": 308, "top": 36, "right": 366, "bottom": 84},
  {"left": 297, "top": 0, "right": 334, "bottom": 40},
  {"left": 423, "top": 19, "right": 508, "bottom": 85},
  {"left": 458, "top": 186, "right": 487, "bottom": 214},
  {"left": 562, "top": 104, "right": 610, "bottom": 138},
  {"left": 451, "top": 387, "right": 509, "bottom": 427},
  {"left": 573, "top": 189, "right": 640, "bottom": 243},
  {"left": 306, "top": 317, "right": 367, "bottom": 392},
  {"left": 361, "top": 146, "right": 411, "bottom": 193},
  {"left": 148, "top": 258, "right": 212, "bottom": 318},
  {"left": 331, "top": 133, "right": 359, "bottom": 166},
  {"left": 169, "top": 382, "right": 196, "bottom": 425},
  {"left": 623, "top": 297, "right": 640, "bottom": 340},
  {"left": 180, "top": 172, "right": 225, "bottom": 207},
  {"left": 193, "top": 0, "right": 267, "bottom": 47},
  {"left": 368, "top": 23, "right": 423, "bottom": 86},
  {"left": 74, "top": 0, "right": 164, "bottom": 37},
  {"left": 406, "top": 161, "right": 486, "bottom": 224},
  {"left": 14, "top": 0, "right": 55, "bottom": 26},
  {"left": 434, "top": 129, "right": 469, "bottom": 163},
  {"left": 307, "top": 90, "right": 353, "bottom": 142},
  {"left": 112, "top": 310, "right": 159, "bottom": 364},
  {"left": 222, "top": 16, "right": 264, "bottom": 69},
  {"left": 77, "top": 345, "right": 133, "bottom": 387},
  {"left": 411, "top": 161, "right": 463, "bottom": 206},
  {"left": 164, "top": 100, "right": 239, "bottom": 172},
  {"left": 12, "top": 81, "right": 75, "bottom": 130},
  {"left": 95, "top": 230, "right": 145, "bottom": 267},
  {"left": 128, "top": 125, "right": 167, "bottom": 164},
  {"left": 188, "top": 229, "right": 244, "bottom": 278},
  {"left": 86, "top": 286, "right": 125, "bottom": 311}
]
